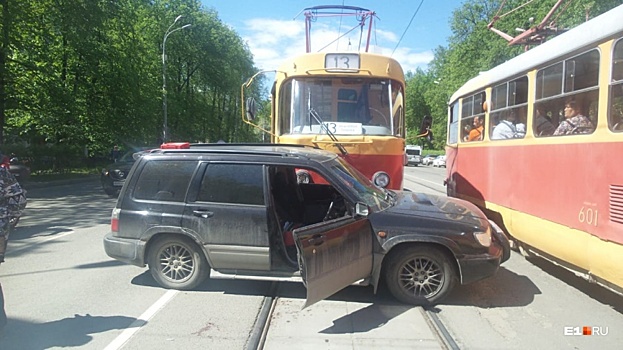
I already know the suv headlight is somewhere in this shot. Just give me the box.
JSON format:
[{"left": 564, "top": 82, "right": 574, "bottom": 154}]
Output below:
[{"left": 473, "top": 226, "right": 492, "bottom": 247}]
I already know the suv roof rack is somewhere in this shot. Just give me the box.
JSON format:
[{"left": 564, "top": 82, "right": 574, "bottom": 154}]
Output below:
[
  {"left": 155, "top": 142, "right": 325, "bottom": 159},
  {"left": 160, "top": 142, "right": 318, "bottom": 150},
  {"left": 190, "top": 143, "right": 318, "bottom": 149}
]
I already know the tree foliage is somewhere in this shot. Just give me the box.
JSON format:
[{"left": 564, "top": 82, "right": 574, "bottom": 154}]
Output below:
[
  {"left": 405, "top": 0, "right": 622, "bottom": 150},
  {"left": 0, "top": 0, "right": 258, "bottom": 165},
  {"left": 2, "top": 0, "right": 621, "bottom": 165}
]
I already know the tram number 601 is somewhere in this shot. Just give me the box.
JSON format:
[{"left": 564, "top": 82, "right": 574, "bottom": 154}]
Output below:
[{"left": 578, "top": 207, "right": 598, "bottom": 226}]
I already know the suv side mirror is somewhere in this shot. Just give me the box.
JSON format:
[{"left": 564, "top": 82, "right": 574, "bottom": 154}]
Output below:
[{"left": 355, "top": 202, "right": 369, "bottom": 217}]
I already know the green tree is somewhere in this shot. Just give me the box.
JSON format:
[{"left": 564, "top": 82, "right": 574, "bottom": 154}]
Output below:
[{"left": 0, "top": 0, "right": 258, "bottom": 171}]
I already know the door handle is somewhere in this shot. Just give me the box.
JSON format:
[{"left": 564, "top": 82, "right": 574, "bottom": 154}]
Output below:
[
  {"left": 193, "top": 210, "right": 214, "bottom": 219},
  {"left": 307, "top": 234, "right": 325, "bottom": 246}
]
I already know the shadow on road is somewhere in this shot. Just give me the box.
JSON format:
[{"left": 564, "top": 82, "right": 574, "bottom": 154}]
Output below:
[
  {"left": 319, "top": 303, "right": 411, "bottom": 334},
  {"left": 129, "top": 262, "right": 541, "bottom": 310},
  {"left": 444, "top": 265, "right": 541, "bottom": 308},
  {"left": 12, "top": 180, "right": 115, "bottom": 241},
  {"left": 0, "top": 314, "right": 144, "bottom": 350}
]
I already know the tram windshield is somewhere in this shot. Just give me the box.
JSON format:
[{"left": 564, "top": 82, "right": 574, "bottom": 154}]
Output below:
[{"left": 279, "top": 77, "right": 403, "bottom": 136}]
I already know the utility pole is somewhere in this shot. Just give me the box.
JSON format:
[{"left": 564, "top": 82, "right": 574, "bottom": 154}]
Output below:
[{"left": 162, "top": 15, "right": 191, "bottom": 143}]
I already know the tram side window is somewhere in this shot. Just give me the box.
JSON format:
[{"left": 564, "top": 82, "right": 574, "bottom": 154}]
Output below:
[
  {"left": 490, "top": 76, "right": 528, "bottom": 140},
  {"left": 448, "top": 102, "right": 459, "bottom": 144},
  {"left": 392, "top": 84, "right": 405, "bottom": 137},
  {"left": 533, "top": 102, "right": 557, "bottom": 136},
  {"left": 536, "top": 62, "right": 563, "bottom": 99},
  {"left": 461, "top": 91, "right": 486, "bottom": 142},
  {"left": 280, "top": 80, "right": 293, "bottom": 135},
  {"left": 609, "top": 38, "right": 623, "bottom": 132},
  {"left": 534, "top": 49, "right": 599, "bottom": 137}
]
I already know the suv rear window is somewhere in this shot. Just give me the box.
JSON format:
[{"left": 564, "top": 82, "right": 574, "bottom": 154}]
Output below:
[
  {"left": 198, "top": 164, "right": 264, "bottom": 205},
  {"left": 134, "top": 160, "right": 196, "bottom": 201}
]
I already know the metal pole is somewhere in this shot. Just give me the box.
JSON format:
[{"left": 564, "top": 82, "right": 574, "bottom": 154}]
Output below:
[{"left": 162, "top": 16, "right": 190, "bottom": 143}]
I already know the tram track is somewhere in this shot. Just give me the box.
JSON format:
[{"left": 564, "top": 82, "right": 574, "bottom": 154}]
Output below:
[
  {"left": 422, "top": 307, "right": 460, "bottom": 350},
  {"left": 245, "top": 281, "right": 461, "bottom": 350},
  {"left": 245, "top": 282, "right": 279, "bottom": 350}
]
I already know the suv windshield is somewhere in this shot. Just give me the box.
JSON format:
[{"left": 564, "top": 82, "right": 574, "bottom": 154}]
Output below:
[{"left": 329, "top": 157, "right": 393, "bottom": 211}]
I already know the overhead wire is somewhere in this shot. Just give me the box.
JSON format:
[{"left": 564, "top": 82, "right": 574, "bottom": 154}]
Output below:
[
  {"left": 497, "top": 0, "right": 537, "bottom": 20},
  {"left": 318, "top": 24, "right": 362, "bottom": 52},
  {"left": 391, "top": 0, "right": 424, "bottom": 56},
  {"left": 336, "top": 0, "right": 345, "bottom": 50},
  {"left": 554, "top": 0, "right": 574, "bottom": 23}
]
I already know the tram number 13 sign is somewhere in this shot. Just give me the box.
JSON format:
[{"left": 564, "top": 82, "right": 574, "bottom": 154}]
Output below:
[{"left": 325, "top": 54, "right": 360, "bottom": 71}]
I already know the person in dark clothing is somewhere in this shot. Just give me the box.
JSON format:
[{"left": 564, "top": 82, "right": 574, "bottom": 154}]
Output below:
[
  {"left": 0, "top": 161, "right": 27, "bottom": 332},
  {"left": 111, "top": 145, "right": 121, "bottom": 163}
]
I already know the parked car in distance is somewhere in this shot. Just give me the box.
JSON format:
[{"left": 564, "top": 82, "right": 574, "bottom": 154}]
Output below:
[
  {"left": 405, "top": 145, "right": 422, "bottom": 167},
  {"left": 104, "top": 142, "right": 509, "bottom": 307},
  {"left": 100, "top": 148, "right": 151, "bottom": 197},
  {"left": 421, "top": 154, "right": 436, "bottom": 166},
  {"left": 432, "top": 155, "right": 447, "bottom": 168},
  {"left": 5, "top": 156, "right": 31, "bottom": 181}
]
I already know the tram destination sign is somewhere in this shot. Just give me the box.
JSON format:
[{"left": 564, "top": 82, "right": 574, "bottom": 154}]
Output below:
[
  {"left": 325, "top": 53, "right": 360, "bottom": 71},
  {"left": 321, "top": 122, "right": 362, "bottom": 135}
]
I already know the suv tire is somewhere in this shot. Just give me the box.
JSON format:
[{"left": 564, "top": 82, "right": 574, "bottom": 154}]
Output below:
[
  {"left": 147, "top": 235, "right": 210, "bottom": 290},
  {"left": 385, "top": 246, "right": 456, "bottom": 305}
]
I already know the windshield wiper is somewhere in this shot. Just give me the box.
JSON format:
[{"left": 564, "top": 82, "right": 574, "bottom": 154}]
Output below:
[
  {"left": 309, "top": 108, "right": 348, "bottom": 156},
  {"left": 384, "top": 188, "right": 396, "bottom": 205}
]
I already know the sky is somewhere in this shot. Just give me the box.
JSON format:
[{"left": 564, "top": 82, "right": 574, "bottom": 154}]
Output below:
[{"left": 199, "top": 0, "right": 465, "bottom": 74}]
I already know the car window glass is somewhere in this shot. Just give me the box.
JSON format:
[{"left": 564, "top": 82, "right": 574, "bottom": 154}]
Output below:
[
  {"left": 134, "top": 160, "right": 196, "bottom": 201},
  {"left": 120, "top": 150, "right": 138, "bottom": 162},
  {"left": 198, "top": 164, "right": 264, "bottom": 205}
]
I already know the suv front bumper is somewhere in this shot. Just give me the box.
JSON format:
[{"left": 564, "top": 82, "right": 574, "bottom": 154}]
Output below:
[
  {"left": 103, "top": 232, "right": 146, "bottom": 267},
  {"left": 456, "top": 220, "right": 511, "bottom": 285}
]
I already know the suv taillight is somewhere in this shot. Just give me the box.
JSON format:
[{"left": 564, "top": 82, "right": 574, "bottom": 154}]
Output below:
[{"left": 111, "top": 208, "right": 120, "bottom": 232}]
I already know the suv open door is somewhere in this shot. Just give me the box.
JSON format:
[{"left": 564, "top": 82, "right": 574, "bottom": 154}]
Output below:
[{"left": 293, "top": 215, "right": 374, "bottom": 308}]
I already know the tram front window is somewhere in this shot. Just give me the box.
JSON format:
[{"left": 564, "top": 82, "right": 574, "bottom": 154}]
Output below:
[{"left": 282, "top": 78, "right": 399, "bottom": 136}]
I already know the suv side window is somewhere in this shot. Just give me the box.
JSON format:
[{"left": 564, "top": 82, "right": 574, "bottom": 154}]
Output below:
[
  {"left": 198, "top": 164, "right": 264, "bottom": 205},
  {"left": 134, "top": 160, "right": 196, "bottom": 201}
]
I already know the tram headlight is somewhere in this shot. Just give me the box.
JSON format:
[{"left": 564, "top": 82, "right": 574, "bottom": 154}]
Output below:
[
  {"left": 372, "top": 171, "right": 390, "bottom": 188},
  {"left": 473, "top": 226, "right": 492, "bottom": 247},
  {"left": 296, "top": 169, "right": 311, "bottom": 184}
]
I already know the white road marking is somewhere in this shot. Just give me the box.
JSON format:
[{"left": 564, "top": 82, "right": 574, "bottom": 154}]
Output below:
[{"left": 104, "top": 289, "right": 179, "bottom": 350}]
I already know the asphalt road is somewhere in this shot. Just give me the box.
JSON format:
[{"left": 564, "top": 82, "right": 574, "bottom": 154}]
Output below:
[{"left": 0, "top": 172, "right": 621, "bottom": 349}]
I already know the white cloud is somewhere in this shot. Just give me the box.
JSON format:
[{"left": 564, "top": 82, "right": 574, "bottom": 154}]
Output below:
[
  {"left": 241, "top": 17, "right": 433, "bottom": 73},
  {"left": 390, "top": 47, "right": 435, "bottom": 73},
  {"left": 373, "top": 28, "right": 399, "bottom": 43},
  {"left": 244, "top": 18, "right": 303, "bottom": 45}
]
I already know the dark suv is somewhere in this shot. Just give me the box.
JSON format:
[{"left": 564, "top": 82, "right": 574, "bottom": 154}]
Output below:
[{"left": 104, "top": 143, "right": 509, "bottom": 306}]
